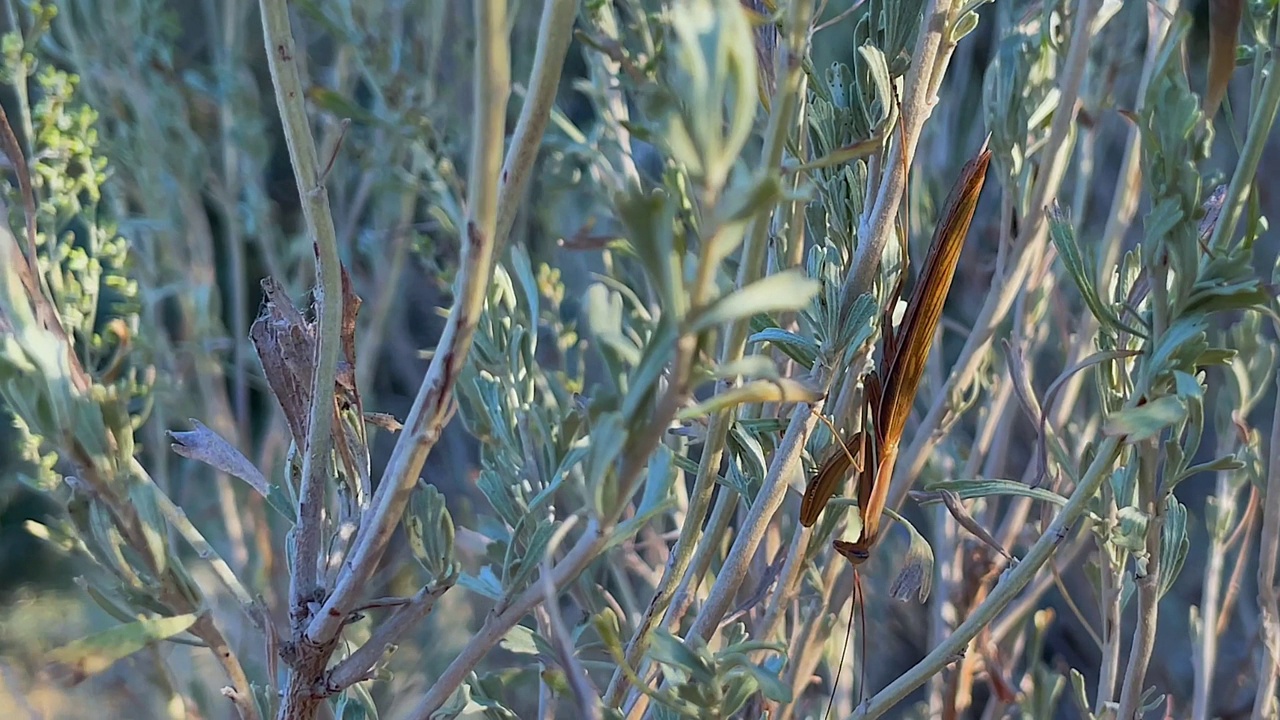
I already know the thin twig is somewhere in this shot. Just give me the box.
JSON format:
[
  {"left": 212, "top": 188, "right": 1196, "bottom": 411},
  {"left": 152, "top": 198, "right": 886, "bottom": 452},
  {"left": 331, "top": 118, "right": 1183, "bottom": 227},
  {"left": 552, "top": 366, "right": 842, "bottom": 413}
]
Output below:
[
  {"left": 255, "top": 0, "right": 345, "bottom": 636},
  {"left": 190, "top": 614, "right": 262, "bottom": 720},
  {"left": 851, "top": 432, "right": 1128, "bottom": 719},
  {"left": 306, "top": 0, "right": 510, "bottom": 644},
  {"left": 887, "top": 0, "right": 1109, "bottom": 515},
  {"left": 495, "top": 0, "right": 579, "bottom": 251},
  {"left": 1209, "top": 8, "right": 1280, "bottom": 253},
  {"left": 1252, "top": 372, "right": 1280, "bottom": 720},
  {"left": 407, "top": 521, "right": 607, "bottom": 718},
  {"left": 1115, "top": 441, "right": 1165, "bottom": 719},
  {"left": 323, "top": 581, "right": 453, "bottom": 693},
  {"left": 606, "top": 0, "right": 814, "bottom": 703},
  {"left": 540, "top": 549, "right": 604, "bottom": 720}
]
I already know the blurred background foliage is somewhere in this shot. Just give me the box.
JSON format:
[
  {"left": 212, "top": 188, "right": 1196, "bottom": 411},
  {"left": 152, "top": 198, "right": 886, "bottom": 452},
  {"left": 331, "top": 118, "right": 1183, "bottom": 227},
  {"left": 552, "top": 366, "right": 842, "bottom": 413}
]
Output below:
[{"left": 0, "top": 0, "right": 1278, "bottom": 718}]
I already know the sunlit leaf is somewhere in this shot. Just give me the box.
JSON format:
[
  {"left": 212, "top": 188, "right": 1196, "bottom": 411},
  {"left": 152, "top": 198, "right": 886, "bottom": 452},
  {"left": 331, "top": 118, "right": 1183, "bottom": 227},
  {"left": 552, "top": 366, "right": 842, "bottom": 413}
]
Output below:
[{"left": 45, "top": 614, "right": 199, "bottom": 684}]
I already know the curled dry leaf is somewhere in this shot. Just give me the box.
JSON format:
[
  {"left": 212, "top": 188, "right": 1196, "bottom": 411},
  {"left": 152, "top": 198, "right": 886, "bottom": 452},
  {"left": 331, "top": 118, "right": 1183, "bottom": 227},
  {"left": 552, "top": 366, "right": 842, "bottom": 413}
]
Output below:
[
  {"left": 249, "top": 277, "right": 317, "bottom": 447},
  {"left": 363, "top": 411, "right": 404, "bottom": 433},
  {"left": 168, "top": 419, "right": 270, "bottom": 496},
  {"left": 250, "top": 258, "right": 367, "bottom": 452}
]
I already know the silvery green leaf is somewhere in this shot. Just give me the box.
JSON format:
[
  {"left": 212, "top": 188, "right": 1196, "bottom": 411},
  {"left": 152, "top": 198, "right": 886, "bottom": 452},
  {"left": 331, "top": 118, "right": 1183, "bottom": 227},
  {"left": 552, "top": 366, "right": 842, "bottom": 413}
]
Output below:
[
  {"left": 477, "top": 468, "right": 522, "bottom": 531},
  {"left": 586, "top": 411, "right": 626, "bottom": 514},
  {"left": 89, "top": 502, "right": 147, "bottom": 590},
  {"left": 266, "top": 483, "right": 297, "bottom": 524},
  {"left": 742, "top": 658, "right": 792, "bottom": 702},
  {"left": 853, "top": 44, "right": 892, "bottom": 132},
  {"left": 1163, "top": 439, "right": 1187, "bottom": 483},
  {"left": 26, "top": 518, "right": 85, "bottom": 557},
  {"left": 430, "top": 682, "right": 474, "bottom": 720},
  {"left": 671, "top": 453, "right": 702, "bottom": 476},
  {"left": 1048, "top": 204, "right": 1145, "bottom": 337},
  {"left": 593, "top": 608, "right": 624, "bottom": 653},
  {"left": 717, "top": 456, "right": 753, "bottom": 501},
  {"left": 748, "top": 327, "right": 819, "bottom": 368},
  {"left": 638, "top": 444, "right": 676, "bottom": 515},
  {"left": 1158, "top": 496, "right": 1189, "bottom": 599},
  {"left": 500, "top": 624, "right": 553, "bottom": 657},
  {"left": 1104, "top": 395, "right": 1188, "bottom": 442},
  {"left": 951, "top": 9, "right": 981, "bottom": 42},
  {"left": 77, "top": 578, "right": 141, "bottom": 625},
  {"left": 1068, "top": 669, "right": 1096, "bottom": 720},
  {"left": 727, "top": 421, "right": 768, "bottom": 482},
  {"left": 621, "top": 320, "right": 678, "bottom": 419},
  {"left": 1113, "top": 506, "right": 1150, "bottom": 555},
  {"left": 689, "top": 270, "right": 821, "bottom": 333},
  {"left": 585, "top": 283, "right": 642, "bottom": 367},
  {"left": 665, "top": 0, "right": 759, "bottom": 192},
  {"left": 871, "top": 0, "right": 926, "bottom": 76},
  {"left": 1179, "top": 454, "right": 1245, "bottom": 483},
  {"left": 718, "top": 672, "right": 755, "bottom": 717},
  {"left": 506, "top": 247, "right": 540, "bottom": 328},
  {"left": 924, "top": 478, "right": 1068, "bottom": 506},
  {"left": 650, "top": 629, "right": 715, "bottom": 685},
  {"left": 406, "top": 483, "right": 456, "bottom": 582},
  {"left": 885, "top": 507, "right": 933, "bottom": 602},
  {"left": 1172, "top": 369, "right": 1204, "bottom": 399},
  {"left": 504, "top": 519, "right": 555, "bottom": 593},
  {"left": 835, "top": 291, "right": 879, "bottom": 366},
  {"left": 615, "top": 188, "right": 680, "bottom": 317},
  {"left": 457, "top": 567, "right": 504, "bottom": 601},
  {"left": 1109, "top": 461, "right": 1139, "bottom": 509},
  {"left": 1184, "top": 280, "right": 1271, "bottom": 315}
]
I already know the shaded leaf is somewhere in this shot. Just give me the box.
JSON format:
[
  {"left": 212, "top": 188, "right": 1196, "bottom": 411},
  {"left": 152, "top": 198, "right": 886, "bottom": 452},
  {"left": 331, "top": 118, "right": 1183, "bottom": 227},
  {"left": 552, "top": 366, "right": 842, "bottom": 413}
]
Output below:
[
  {"left": 885, "top": 508, "right": 933, "bottom": 602},
  {"left": 747, "top": 327, "right": 819, "bottom": 368}
]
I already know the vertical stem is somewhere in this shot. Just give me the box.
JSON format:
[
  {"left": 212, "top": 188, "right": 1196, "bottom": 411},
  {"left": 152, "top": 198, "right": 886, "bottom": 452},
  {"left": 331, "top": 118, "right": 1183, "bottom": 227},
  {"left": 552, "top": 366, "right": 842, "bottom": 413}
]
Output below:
[
  {"left": 1209, "top": 13, "right": 1280, "bottom": 252},
  {"left": 1094, "top": 508, "right": 1123, "bottom": 712},
  {"left": 495, "top": 0, "right": 579, "bottom": 250},
  {"left": 605, "top": 0, "right": 812, "bottom": 704},
  {"left": 1252, "top": 372, "right": 1280, "bottom": 720},
  {"left": 1115, "top": 441, "right": 1164, "bottom": 719},
  {"left": 305, "top": 0, "right": 510, "bottom": 645},
  {"left": 1192, "top": 433, "right": 1240, "bottom": 719},
  {"left": 256, "top": 0, "right": 345, "bottom": 630}
]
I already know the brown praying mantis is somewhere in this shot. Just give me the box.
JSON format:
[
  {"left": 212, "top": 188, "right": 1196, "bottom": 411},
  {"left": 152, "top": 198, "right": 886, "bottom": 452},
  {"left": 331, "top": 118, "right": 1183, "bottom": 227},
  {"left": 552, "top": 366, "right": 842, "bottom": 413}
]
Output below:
[
  {"left": 799, "top": 139, "right": 991, "bottom": 565},
  {"left": 797, "top": 137, "right": 990, "bottom": 717}
]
